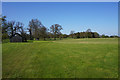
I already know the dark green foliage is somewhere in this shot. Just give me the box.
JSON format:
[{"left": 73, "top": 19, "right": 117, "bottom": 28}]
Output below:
[
  {"left": 110, "top": 35, "right": 118, "bottom": 38},
  {"left": 2, "top": 33, "right": 9, "bottom": 40},
  {"left": 73, "top": 31, "right": 100, "bottom": 39},
  {"left": 62, "top": 34, "right": 69, "bottom": 38},
  {"left": 101, "top": 34, "right": 109, "bottom": 38},
  {"left": 2, "top": 39, "right": 9, "bottom": 43},
  {"left": 1, "top": 16, "right": 9, "bottom": 40}
]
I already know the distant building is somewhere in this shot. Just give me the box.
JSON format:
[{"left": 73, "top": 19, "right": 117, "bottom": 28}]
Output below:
[{"left": 10, "top": 33, "right": 27, "bottom": 42}]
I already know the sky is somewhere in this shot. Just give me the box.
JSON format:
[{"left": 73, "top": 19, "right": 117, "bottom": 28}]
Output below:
[
  {"left": 2, "top": 0, "right": 120, "bottom": 2},
  {"left": 2, "top": 2, "right": 118, "bottom": 35}
]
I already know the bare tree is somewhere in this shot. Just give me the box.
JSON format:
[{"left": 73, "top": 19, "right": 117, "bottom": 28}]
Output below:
[
  {"left": 39, "top": 26, "right": 47, "bottom": 40},
  {"left": 86, "top": 29, "right": 91, "bottom": 32},
  {"left": 7, "top": 21, "right": 15, "bottom": 36},
  {"left": 29, "top": 19, "right": 44, "bottom": 40},
  {"left": 50, "top": 24, "right": 63, "bottom": 40},
  {"left": 70, "top": 30, "right": 75, "bottom": 38},
  {"left": 27, "top": 27, "right": 32, "bottom": 40}
]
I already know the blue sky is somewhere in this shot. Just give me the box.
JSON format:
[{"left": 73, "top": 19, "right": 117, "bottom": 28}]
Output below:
[{"left": 2, "top": 2, "right": 118, "bottom": 35}]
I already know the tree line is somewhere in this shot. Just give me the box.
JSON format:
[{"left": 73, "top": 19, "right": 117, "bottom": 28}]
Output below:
[
  {"left": 1, "top": 16, "right": 118, "bottom": 41},
  {"left": 69, "top": 29, "right": 118, "bottom": 39},
  {"left": 1, "top": 16, "right": 63, "bottom": 40}
]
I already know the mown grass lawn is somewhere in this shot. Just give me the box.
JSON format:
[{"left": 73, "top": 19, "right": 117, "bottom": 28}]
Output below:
[{"left": 2, "top": 38, "right": 118, "bottom": 78}]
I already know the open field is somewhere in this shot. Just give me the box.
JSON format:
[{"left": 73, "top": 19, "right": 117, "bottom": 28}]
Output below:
[{"left": 2, "top": 38, "right": 118, "bottom": 78}]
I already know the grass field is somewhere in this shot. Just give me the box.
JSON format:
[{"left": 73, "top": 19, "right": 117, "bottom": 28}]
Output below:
[{"left": 2, "top": 38, "right": 118, "bottom": 78}]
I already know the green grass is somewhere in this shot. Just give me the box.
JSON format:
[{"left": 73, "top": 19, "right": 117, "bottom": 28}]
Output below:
[{"left": 2, "top": 38, "right": 118, "bottom": 78}]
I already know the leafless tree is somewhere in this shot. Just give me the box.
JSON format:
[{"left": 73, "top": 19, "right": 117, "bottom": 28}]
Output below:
[{"left": 50, "top": 24, "right": 63, "bottom": 40}]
